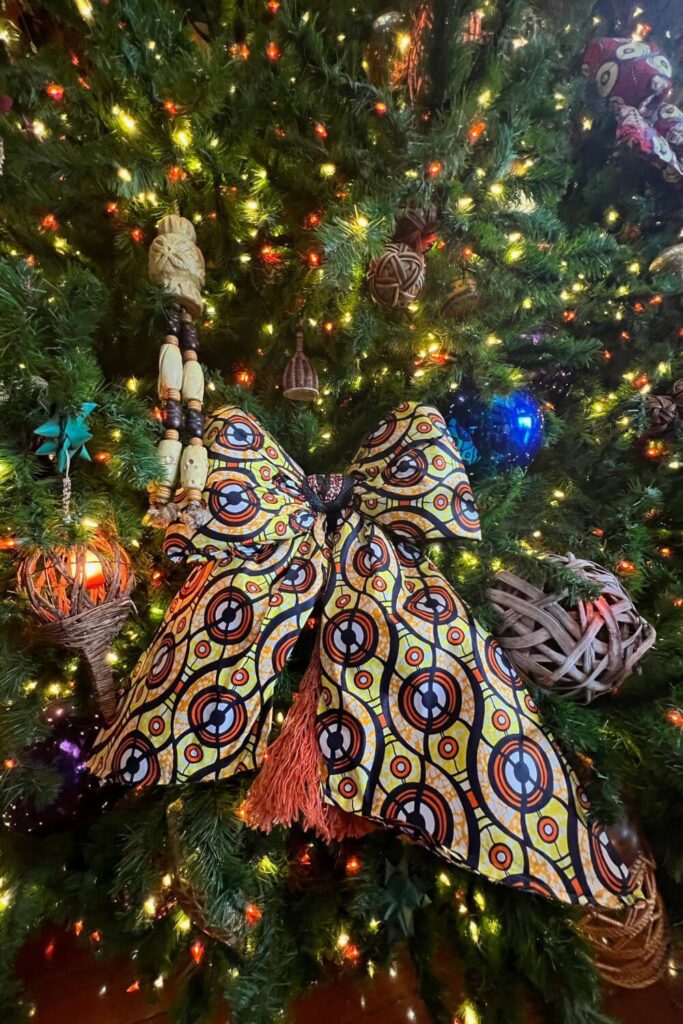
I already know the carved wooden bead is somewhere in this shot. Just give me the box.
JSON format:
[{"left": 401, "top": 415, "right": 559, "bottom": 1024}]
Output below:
[
  {"left": 182, "top": 360, "right": 205, "bottom": 404},
  {"left": 155, "top": 437, "right": 182, "bottom": 489},
  {"left": 180, "top": 440, "right": 208, "bottom": 494},
  {"left": 162, "top": 398, "right": 183, "bottom": 431},
  {"left": 158, "top": 342, "right": 183, "bottom": 398},
  {"left": 185, "top": 407, "right": 204, "bottom": 438},
  {"left": 179, "top": 319, "right": 199, "bottom": 350},
  {"left": 148, "top": 215, "right": 205, "bottom": 318},
  {"left": 164, "top": 305, "right": 181, "bottom": 334}
]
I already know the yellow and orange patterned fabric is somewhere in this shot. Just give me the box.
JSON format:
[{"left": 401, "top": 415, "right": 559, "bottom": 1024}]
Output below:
[{"left": 89, "top": 402, "right": 639, "bottom": 908}]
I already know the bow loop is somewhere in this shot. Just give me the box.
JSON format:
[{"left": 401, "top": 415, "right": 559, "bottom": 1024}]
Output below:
[
  {"left": 164, "top": 407, "right": 315, "bottom": 561},
  {"left": 349, "top": 402, "right": 481, "bottom": 542}
]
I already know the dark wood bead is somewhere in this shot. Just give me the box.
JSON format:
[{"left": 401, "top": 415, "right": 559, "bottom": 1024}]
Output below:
[
  {"left": 162, "top": 399, "right": 183, "bottom": 431},
  {"left": 163, "top": 304, "right": 181, "bottom": 334},
  {"left": 179, "top": 320, "right": 199, "bottom": 351},
  {"left": 185, "top": 407, "right": 205, "bottom": 438}
]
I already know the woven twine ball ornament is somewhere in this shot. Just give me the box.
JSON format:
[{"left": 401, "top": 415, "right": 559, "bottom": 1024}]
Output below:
[
  {"left": 393, "top": 206, "right": 439, "bottom": 253},
  {"left": 579, "top": 854, "right": 668, "bottom": 989},
  {"left": 16, "top": 530, "right": 134, "bottom": 722},
  {"left": 166, "top": 799, "right": 248, "bottom": 950},
  {"left": 489, "top": 553, "right": 656, "bottom": 703},
  {"left": 671, "top": 378, "right": 683, "bottom": 415},
  {"left": 283, "top": 327, "right": 319, "bottom": 401},
  {"left": 441, "top": 275, "right": 479, "bottom": 320},
  {"left": 368, "top": 242, "right": 426, "bottom": 309},
  {"left": 645, "top": 393, "right": 678, "bottom": 435}
]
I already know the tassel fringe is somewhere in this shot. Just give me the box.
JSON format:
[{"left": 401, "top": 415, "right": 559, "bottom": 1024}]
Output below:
[{"left": 246, "top": 647, "right": 371, "bottom": 843}]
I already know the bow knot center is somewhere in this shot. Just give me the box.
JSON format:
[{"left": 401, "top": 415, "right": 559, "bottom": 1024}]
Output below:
[{"left": 303, "top": 474, "right": 356, "bottom": 515}]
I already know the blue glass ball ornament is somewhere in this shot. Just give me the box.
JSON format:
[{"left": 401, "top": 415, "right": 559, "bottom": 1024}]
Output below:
[{"left": 444, "top": 386, "right": 544, "bottom": 472}]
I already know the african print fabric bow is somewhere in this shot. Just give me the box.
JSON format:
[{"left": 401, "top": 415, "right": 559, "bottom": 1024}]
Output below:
[{"left": 89, "top": 402, "right": 639, "bottom": 909}]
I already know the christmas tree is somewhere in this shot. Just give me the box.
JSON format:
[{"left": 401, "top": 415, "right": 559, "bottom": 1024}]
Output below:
[{"left": 1, "top": 1, "right": 683, "bottom": 1022}]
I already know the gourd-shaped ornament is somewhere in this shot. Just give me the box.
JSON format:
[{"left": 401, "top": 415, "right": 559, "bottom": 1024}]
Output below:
[{"left": 283, "top": 328, "right": 319, "bottom": 401}]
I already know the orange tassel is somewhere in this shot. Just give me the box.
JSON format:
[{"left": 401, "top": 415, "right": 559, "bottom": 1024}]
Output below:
[
  {"left": 246, "top": 647, "right": 331, "bottom": 839},
  {"left": 245, "top": 647, "right": 373, "bottom": 843}
]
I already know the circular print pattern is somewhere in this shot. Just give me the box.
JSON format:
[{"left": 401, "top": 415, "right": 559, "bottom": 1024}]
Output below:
[
  {"left": 399, "top": 669, "right": 461, "bottom": 731},
  {"left": 538, "top": 816, "right": 559, "bottom": 843},
  {"left": 353, "top": 537, "right": 390, "bottom": 578},
  {"left": 405, "top": 585, "right": 456, "bottom": 624},
  {"left": 383, "top": 448, "right": 428, "bottom": 487},
  {"left": 489, "top": 843, "right": 513, "bottom": 870},
  {"left": 206, "top": 589, "right": 253, "bottom": 644},
  {"left": 323, "top": 610, "right": 379, "bottom": 666},
  {"left": 364, "top": 414, "right": 397, "bottom": 448},
  {"left": 188, "top": 687, "right": 248, "bottom": 747},
  {"left": 484, "top": 637, "right": 522, "bottom": 688},
  {"left": 148, "top": 634, "right": 176, "bottom": 689},
  {"left": 381, "top": 784, "right": 454, "bottom": 845},
  {"left": 488, "top": 736, "right": 553, "bottom": 812},
  {"left": 280, "top": 558, "right": 316, "bottom": 593},
  {"left": 209, "top": 480, "right": 259, "bottom": 527},
  {"left": 112, "top": 733, "right": 160, "bottom": 786},
  {"left": 589, "top": 825, "right": 631, "bottom": 894},
  {"left": 219, "top": 416, "right": 263, "bottom": 451},
  {"left": 453, "top": 481, "right": 480, "bottom": 534},
  {"left": 317, "top": 709, "right": 366, "bottom": 773}
]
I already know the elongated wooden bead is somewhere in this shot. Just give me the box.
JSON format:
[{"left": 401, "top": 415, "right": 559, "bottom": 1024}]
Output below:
[
  {"left": 180, "top": 439, "right": 208, "bottom": 502},
  {"left": 182, "top": 358, "right": 205, "bottom": 404},
  {"left": 159, "top": 342, "right": 183, "bottom": 399},
  {"left": 156, "top": 436, "right": 182, "bottom": 489}
]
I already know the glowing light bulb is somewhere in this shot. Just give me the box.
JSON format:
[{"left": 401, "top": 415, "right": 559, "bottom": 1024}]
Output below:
[{"left": 68, "top": 549, "right": 105, "bottom": 589}]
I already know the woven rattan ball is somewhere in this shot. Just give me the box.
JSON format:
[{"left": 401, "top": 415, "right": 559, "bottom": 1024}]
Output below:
[
  {"left": 166, "top": 799, "right": 248, "bottom": 950},
  {"left": 368, "top": 243, "right": 425, "bottom": 308},
  {"left": 579, "top": 854, "right": 668, "bottom": 990},
  {"left": 671, "top": 378, "right": 683, "bottom": 415},
  {"left": 393, "top": 206, "right": 439, "bottom": 253},
  {"left": 645, "top": 394, "right": 677, "bottom": 436},
  {"left": 441, "top": 275, "right": 479, "bottom": 320},
  {"left": 489, "top": 554, "right": 656, "bottom": 703}
]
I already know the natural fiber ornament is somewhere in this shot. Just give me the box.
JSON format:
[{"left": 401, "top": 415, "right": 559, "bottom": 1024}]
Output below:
[
  {"left": 283, "top": 327, "right": 319, "bottom": 401},
  {"left": 489, "top": 554, "right": 656, "bottom": 703},
  {"left": 649, "top": 242, "right": 683, "bottom": 279},
  {"left": 368, "top": 242, "right": 426, "bottom": 309},
  {"left": 671, "top": 378, "right": 683, "bottom": 415},
  {"left": 393, "top": 206, "right": 439, "bottom": 253},
  {"left": 17, "top": 531, "right": 134, "bottom": 722},
  {"left": 441, "top": 275, "right": 479, "bottom": 320},
  {"left": 579, "top": 854, "right": 668, "bottom": 989},
  {"left": 166, "top": 799, "right": 248, "bottom": 951},
  {"left": 645, "top": 394, "right": 677, "bottom": 436}
]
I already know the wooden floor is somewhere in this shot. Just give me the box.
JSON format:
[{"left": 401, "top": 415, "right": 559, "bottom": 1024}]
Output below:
[{"left": 16, "top": 930, "right": 683, "bottom": 1024}]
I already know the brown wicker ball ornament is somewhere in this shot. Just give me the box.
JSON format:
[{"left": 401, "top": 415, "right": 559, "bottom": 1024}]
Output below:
[
  {"left": 441, "top": 275, "right": 480, "bottom": 320},
  {"left": 671, "top": 378, "right": 683, "bottom": 415},
  {"left": 393, "top": 206, "right": 439, "bottom": 253},
  {"left": 17, "top": 530, "right": 134, "bottom": 722},
  {"left": 368, "top": 243, "right": 426, "bottom": 309},
  {"left": 645, "top": 394, "right": 678, "bottom": 436},
  {"left": 579, "top": 854, "right": 668, "bottom": 989},
  {"left": 283, "top": 327, "right": 319, "bottom": 401},
  {"left": 166, "top": 799, "right": 248, "bottom": 950},
  {"left": 489, "top": 554, "right": 656, "bottom": 703}
]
